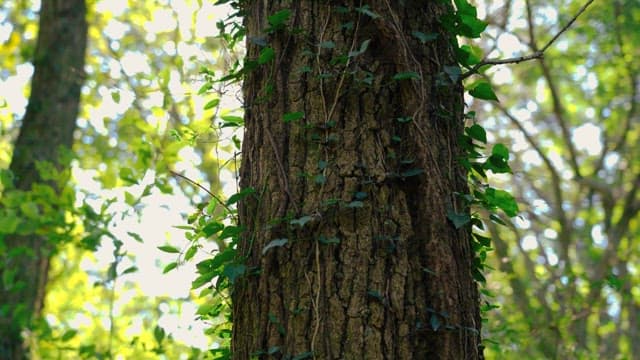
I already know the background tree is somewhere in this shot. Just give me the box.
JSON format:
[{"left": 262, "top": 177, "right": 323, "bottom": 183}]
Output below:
[
  {"left": 232, "top": 2, "right": 483, "bottom": 358},
  {"left": 0, "top": 0, "right": 235, "bottom": 358},
  {"left": 0, "top": 0, "right": 88, "bottom": 358},
  {"left": 474, "top": 0, "right": 640, "bottom": 358}
]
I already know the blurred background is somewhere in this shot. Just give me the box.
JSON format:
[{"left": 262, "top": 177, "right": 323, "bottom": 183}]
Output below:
[{"left": 0, "top": 0, "right": 638, "bottom": 359}]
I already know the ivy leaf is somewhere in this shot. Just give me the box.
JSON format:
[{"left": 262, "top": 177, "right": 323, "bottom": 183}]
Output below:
[
  {"left": 457, "top": 44, "right": 482, "bottom": 66},
  {"left": 319, "top": 41, "right": 335, "bottom": 49},
  {"left": 219, "top": 225, "right": 242, "bottom": 240},
  {"left": 226, "top": 187, "right": 256, "bottom": 206},
  {"left": 393, "top": 71, "right": 420, "bottom": 81},
  {"left": 492, "top": 143, "right": 509, "bottom": 158},
  {"left": 202, "top": 221, "right": 224, "bottom": 237},
  {"left": 259, "top": 47, "right": 275, "bottom": 64},
  {"left": 290, "top": 215, "right": 312, "bottom": 227},
  {"left": 262, "top": 238, "right": 289, "bottom": 255},
  {"left": 447, "top": 210, "right": 471, "bottom": 229},
  {"left": 267, "top": 9, "right": 291, "bottom": 31},
  {"left": 348, "top": 39, "right": 370, "bottom": 57},
  {"left": 401, "top": 168, "right": 424, "bottom": 178},
  {"left": 465, "top": 124, "right": 487, "bottom": 143},
  {"left": 355, "top": 5, "right": 380, "bottom": 19},
  {"left": 443, "top": 65, "right": 461, "bottom": 82},
  {"left": 412, "top": 31, "right": 438, "bottom": 44},
  {"left": 430, "top": 313, "right": 441, "bottom": 331},
  {"left": 283, "top": 111, "right": 305, "bottom": 123},
  {"left": 485, "top": 188, "right": 519, "bottom": 217},
  {"left": 223, "top": 263, "right": 246, "bottom": 284},
  {"left": 469, "top": 81, "right": 498, "bottom": 101}
]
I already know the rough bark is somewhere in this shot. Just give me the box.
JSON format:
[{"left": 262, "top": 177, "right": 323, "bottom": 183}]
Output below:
[
  {"left": 0, "top": 0, "right": 88, "bottom": 358},
  {"left": 233, "top": 2, "right": 482, "bottom": 359}
]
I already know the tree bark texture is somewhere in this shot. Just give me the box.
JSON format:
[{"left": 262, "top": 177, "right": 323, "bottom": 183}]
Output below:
[
  {"left": 0, "top": 0, "right": 87, "bottom": 358},
  {"left": 234, "top": 1, "right": 482, "bottom": 359}
]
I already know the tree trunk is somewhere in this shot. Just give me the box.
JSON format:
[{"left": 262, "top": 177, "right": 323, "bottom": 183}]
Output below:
[
  {"left": 233, "top": 2, "right": 482, "bottom": 359},
  {"left": 0, "top": 0, "right": 87, "bottom": 358}
]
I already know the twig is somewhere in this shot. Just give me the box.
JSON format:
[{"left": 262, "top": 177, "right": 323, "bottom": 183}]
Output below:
[
  {"left": 169, "top": 169, "right": 234, "bottom": 214},
  {"left": 460, "top": 0, "right": 595, "bottom": 80}
]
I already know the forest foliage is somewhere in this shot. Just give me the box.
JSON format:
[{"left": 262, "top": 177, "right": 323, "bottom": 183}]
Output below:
[{"left": 0, "top": 0, "right": 638, "bottom": 359}]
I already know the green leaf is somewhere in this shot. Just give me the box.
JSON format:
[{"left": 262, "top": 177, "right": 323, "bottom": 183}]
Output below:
[
  {"left": 124, "top": 191, "right": 137, "bottom": 206},
  {"left": 346, "top": 200, "right": 364, "bottom": 208},
  {"left": 290, "top": 215, "right": 312, "bottom": 227},
  {"left": 401, "top": 168, "right": 424, "bottom": 177},
  {"left": 61, "top": 329, "right": 78, "bottom": 342},
  {"left": 313, "top": 174, "right": 326, "bottom": 184},
  {"left": 458, "top": 44, "right": 482, "bottom": 66},
  {"left": 355, "top": 5, "right": 380, "bottom": 19},
  {"left": 262, "top": 238, "right": 289, "bottom": 255},
  {"left": 192, "top": 271, "right": 216, "bottom": 289},
  {"left": 196, "top": 303, "right": 216, "bottom": 316},
  {"left": 203, "top": 98, "right": 220, "bottom": 110},
  {"left": 126, "top": 232, "right": 143, "bottom": 243},
  {"left": 119, "top": 167, "right": 139, "bottom": 185},
  {"left": 202, "top": 221, "right": 224, "bottom": 237},
  {"left": 220, "top": 114, "right": 244, "bottom": 127},
  {"left": 111, "top": 90, "right": 120, "bottom": 103},
  {"left": 443, "top": 65, "right": 461, "bottom": 82},
  {"left": 319, "top": 41, "right": 335, "bottom": 49},
  {"left": 486, "top": 188, "right": 519, "bottom": 217},
  {"left": 185, "top": 245, "right": 198, "bottom": 261},
  {"left": 411, "top": 31, "right": 438, "bottom": 44},
  {"left": 226, "top": 187, "right": 255, "bottom": 206},
  {"left": 162, "top": 262, "right": 178, "bottom": 274},
  {"left": 219, "top": 225, "right": 242, "bottom": 240},
  {"left": 348, "top": 39, "right": 370, "bottom": 57},
  {"left": 447, "top": 210, "right": 471, "bottom": 229},
  {"left": 393, "top": 71, "right": 420, "bottom": 81},
  {"left": 458, "top": 14, "right": 487, "bottom": 38},
  {"left": 292, "top": 352, "right": 314, "bottom": 360},
  {"left": 19, "top": 202, "right": 39, "bottom": 219},
  {"left": 469, "top": 81, "right": 498, "bottom": 101},
  {"left": 197, "top": 82, "right": 212, "bottom": 95},
  {"left": 0, "top": 212, "right": 20, "bottom": 234},
  {"left": 259, "top": 47, "right": 275, "bottom": 64},
  {"left": 492, "top": 143, "right": 509, "bottom": 159},
  {"left": 0, "top": 169, "right": 14, "bottom": 188},
  {"left": 223, "top": 263, "right": 246, "bottom": 284},
  {"left": 122, "top": 266, "right": 138, "bottom": 275},
  {"left": 283, "top": 111, "right": 305, "bottom": 123},
  {"left": 267, "top": 9, "right": 291, "bottom": 30},
  {"left": 153, "top": 326, "right": 166, "bottom": 344},
  {"left": 158, "top": 245, "right": 180, "bottom": 254},
  {"left": 430, "top": 313, "right": 441, "bottom": 331},
  {"left": 466, "top": 124, "right": 487, "bottom": 143},
  {"left": 354, "top": 191, "right": 368, "bottom": 200}
]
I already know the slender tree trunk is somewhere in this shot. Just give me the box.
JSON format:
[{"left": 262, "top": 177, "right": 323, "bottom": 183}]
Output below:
[
  {"left": 0, "top": 1, "right": 87, "bottom": 358},
  {"left": 233, "top": 1, "right": 482, "bottom": 359}
]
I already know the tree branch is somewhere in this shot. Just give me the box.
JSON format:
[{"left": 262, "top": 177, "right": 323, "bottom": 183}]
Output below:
[{"left": 460, "top": 0, "right": 595, "bottom": 80}]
